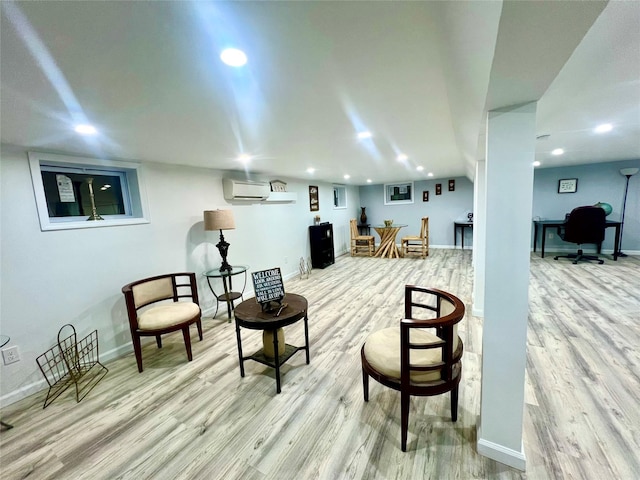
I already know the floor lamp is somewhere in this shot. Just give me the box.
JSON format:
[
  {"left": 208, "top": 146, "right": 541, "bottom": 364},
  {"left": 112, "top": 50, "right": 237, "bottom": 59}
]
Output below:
[{"left": 617, "top": 167, "right": 639, "bottom": 257}]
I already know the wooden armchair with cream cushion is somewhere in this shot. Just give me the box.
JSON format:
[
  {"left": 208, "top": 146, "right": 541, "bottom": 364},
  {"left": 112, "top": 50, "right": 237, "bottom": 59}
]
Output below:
[
  {"left": 350, "top": 218, "right": 375, "bottom": 256},
  {"left": 122, "top": 272, "right": 203, "bottom": 372},
  {"left": 361, "top": 285, "right": 465, "bottom": 451},
  {"left": 401, "top": 217, "right": 429, "bottom": 258}
]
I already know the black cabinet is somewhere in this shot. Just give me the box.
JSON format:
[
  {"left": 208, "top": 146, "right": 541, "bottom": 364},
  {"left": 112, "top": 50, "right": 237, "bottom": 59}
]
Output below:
[{"left": 309, "top": 223, "right": 334, "bottom": 269}]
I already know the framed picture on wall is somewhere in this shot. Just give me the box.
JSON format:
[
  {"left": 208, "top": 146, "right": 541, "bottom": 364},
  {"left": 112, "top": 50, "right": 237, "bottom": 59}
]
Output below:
[
  {"left": 309, "top": 185, "right": 319, "bottom": 211},
  {"left": 384, "top": 181, "right": 414, "bottom": 205},
  {"left": 448, "top": 179, "right": 455, "bottom": 191},
  {"left": 558, "top": 178, "right": 578, "bottom": 194},
  {"left": 435, "top": 183, "right": 442, "bottom": 195},
  {"left": 423, "top": 191, "right": 429, "bottom": 202}
]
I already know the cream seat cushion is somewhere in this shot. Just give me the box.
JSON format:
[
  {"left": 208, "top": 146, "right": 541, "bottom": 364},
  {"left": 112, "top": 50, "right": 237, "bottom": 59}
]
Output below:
[
  {"left": 138, "top": 302, "right": 200, "bottom": 331},
  {"left": 363, "top": 326, "right": 459, "bottom": 383}
]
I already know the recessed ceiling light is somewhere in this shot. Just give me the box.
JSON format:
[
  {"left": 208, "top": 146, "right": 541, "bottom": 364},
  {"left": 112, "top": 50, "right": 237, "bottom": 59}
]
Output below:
[
  {"left": 306, "top": 167, "right": 315, "bottom": 174},
  {"left": 220, "top": 48, "right": 247, "bottom": 67},
  {"left": 396, "top": 154, "right": 408, "bottom": 162},
  {"left": 74, "top": 124, "right": 97, "bottom": 135},
  {"left": 551, "top": 148, "right": 564, "bottom": 156},
  {"left": 357, "top": 131, "right": 372, "bottom": 140},
  {"left": 533, "top": 161, "right": 541, "bottom": 167},
  {"left": 594, "top": 123, "right": 613, "bottom": 133},
  {"left": 416, "top": 166, "right": 424, "bottom": 171},
  {"left": 366, "top": 179, "right": 372, "bottom": 183},
  {"left": 237, "top": 154, "right": 252, "bottom": 163},
  {"left": 344, "top": 174, "right": 350, "bottom": 179},
  {"left": 427, "top": 172, "right": 434, "bottom": 177}
]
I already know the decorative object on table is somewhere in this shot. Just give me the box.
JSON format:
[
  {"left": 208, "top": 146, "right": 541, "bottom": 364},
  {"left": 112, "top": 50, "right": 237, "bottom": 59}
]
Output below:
[
  {"left": 558, "top": 178, "right": 578, "bottom": 193},
  {"left": 384, "top": 219, "right": 393, "bottom": 227},
  {"left": 270, "top": 179, "right": 287, "bottom": 192},
  {"left": 314, "top": 214, "right": 321, "bottom": 225},
  {"left": 435, "top": 183, "right": 442, "bottom": 195},
  {"left": 361, "top": 285, "right": 465, "bottom": 451},
  {"left": 360, "top": 207, "right": 367, "bottom": 224},
  {"left": 309, "top": 185, "right": 319, "bottom": 211},
  {"left": 85, "top": 177, "right": 104, "bottom": 221},
  {"left": 467, "top": 212, "right": 474, "bottom": 222},
  {"left": 36, "top": 324, "right": 108, "bottom": 408},
  {"left": 122, "top": 272, "right": 203, "bottom": 372},
  {"left": 350, "top": 219, "right": 375, "bottom": 257},
  {"left": 448, "top": 179, "right": 455, "bottom": 191},
  {"left": 422, "top": 191, "right": 429, "bottom": 202},
  {"left": 401, "top": 217, "right": 429, "bottom": 258},
  {"left": 593, "top": 202, "right": 613, "bottom": 216},
  {"left": 617, "top": 167, "right": 639, "bottom": 257},
  {"left": 204, "top": 209, "right": 236, "bottom": 272},
  {"left": 251, "top": 268, "right": 285, "bottom": 312}
]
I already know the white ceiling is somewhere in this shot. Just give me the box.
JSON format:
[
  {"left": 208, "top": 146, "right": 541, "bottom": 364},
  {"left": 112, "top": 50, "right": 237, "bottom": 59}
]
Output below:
[{"left": 1, "top": 1, "right": 638, "bottom": 186}]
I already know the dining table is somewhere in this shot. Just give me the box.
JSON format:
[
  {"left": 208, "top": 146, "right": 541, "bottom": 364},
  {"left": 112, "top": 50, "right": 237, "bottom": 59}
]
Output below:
[{"left": 373, "top": 224, "right": 407, "bottom": 258}]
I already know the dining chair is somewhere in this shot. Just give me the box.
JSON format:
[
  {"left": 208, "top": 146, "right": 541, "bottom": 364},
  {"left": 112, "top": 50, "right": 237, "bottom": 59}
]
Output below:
[
  {"left": 350, "top": 218, "right": 375, "bottom": 256},
  {"left": 401, "top": 217, "right": 429, "bottom": 258},
  {"left": 122, "top": 272, "right": 203, "bottom": 372}
]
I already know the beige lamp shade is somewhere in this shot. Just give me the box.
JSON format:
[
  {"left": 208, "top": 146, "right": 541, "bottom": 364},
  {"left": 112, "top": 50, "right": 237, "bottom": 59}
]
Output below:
[{"left": 204, "top": 210, "right": 236, "bottom": 231}]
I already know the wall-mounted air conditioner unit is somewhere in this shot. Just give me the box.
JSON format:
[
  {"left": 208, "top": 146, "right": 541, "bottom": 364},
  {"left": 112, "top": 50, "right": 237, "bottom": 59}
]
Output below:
[{"left": 222, "top": 178, "right": 270, "bottom": 201}]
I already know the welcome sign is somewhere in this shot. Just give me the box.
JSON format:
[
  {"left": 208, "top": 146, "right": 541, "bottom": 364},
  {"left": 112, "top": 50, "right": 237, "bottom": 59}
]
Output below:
[{"left": 252, "top": 268, "right": 285, "bottom": 306}]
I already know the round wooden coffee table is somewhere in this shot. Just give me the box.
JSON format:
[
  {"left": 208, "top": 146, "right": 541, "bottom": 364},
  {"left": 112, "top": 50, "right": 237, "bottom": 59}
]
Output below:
[{"left": 233, "top": 293, "right": 310, "bottom": 394}]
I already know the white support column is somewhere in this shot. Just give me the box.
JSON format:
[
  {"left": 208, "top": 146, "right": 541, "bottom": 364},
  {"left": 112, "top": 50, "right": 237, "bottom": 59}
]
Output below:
[
  {"left": 477, "top": 102, "right": 536, "bottom": 471},
  {"left": 472, "top": 159, "right": 486, "bottom": 317}
]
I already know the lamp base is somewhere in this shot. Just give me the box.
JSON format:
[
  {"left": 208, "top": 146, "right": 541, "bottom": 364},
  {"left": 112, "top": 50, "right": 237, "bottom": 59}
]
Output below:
[{"left": 216, "top": 231, "right": 232, "bottom": 272}]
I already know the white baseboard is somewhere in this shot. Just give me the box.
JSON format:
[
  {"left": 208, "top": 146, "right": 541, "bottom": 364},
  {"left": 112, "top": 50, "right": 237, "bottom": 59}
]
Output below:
[{"left": 477, "top": 425, "right": 526, "bottom": 471}]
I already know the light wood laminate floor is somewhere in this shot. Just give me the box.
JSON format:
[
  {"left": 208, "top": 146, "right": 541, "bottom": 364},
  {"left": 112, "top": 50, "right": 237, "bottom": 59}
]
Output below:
[{"left": 1, "top": 250, "right": 639, "bottom": 479}]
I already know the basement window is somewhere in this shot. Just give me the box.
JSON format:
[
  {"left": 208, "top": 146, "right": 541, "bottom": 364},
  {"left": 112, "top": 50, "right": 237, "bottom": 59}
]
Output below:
[
  {"left": 333, "top": 185, "right": 347, "bottom": 209},
  {"left": 28, "top": 152, "right": 150, "bottom": 231}
]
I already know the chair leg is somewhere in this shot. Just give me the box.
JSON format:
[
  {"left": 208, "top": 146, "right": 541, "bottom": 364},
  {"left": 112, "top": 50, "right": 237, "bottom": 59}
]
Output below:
[
  {"left": 451, "top": 385, "right": 459, "bottom": 422},
  {"left": 156, "top": 335, "right": 162, "bottom": 348},
  {"left": 196, "top": 319, "right": 203, "bottom": 340},
  {"left": 401, "top": 392, "right": 410, "bottom": 452},
  {"left": 182, "top": 327, "right": 193, "bottom": 361},
  {"left": 133, "top": 336, "right": 144, "bottom": 373},
  {"left": 362, "top": 368, "right": 369, "bottom": 402}
]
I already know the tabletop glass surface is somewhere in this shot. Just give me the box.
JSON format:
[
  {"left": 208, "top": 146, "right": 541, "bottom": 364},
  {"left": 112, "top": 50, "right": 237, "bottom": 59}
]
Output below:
[
  {"left": 373, "top": 224, "right": 407, "bottom": 228},
  {"left": 204, "top": 265, "right": 248, "bottom": 277}
]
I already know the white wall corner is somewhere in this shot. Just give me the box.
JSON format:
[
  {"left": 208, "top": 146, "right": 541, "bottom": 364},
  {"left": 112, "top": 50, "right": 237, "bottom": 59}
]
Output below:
[{"left": 477, "top": 424, "right": 526, "bottom": 471}]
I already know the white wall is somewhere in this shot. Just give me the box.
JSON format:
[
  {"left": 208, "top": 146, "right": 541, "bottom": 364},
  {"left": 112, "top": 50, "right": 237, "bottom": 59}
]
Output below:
[{"left": 0, "top": 144, "right": 358, "bottom": 404}]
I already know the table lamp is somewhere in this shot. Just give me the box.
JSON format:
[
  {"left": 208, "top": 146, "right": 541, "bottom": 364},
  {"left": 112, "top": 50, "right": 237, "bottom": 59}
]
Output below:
[
  {"left": 204, "top": 209, "right": 236, "bottom": 272},
  {"left": 617, "top": 167, "right": 639, "bottom": 257}
]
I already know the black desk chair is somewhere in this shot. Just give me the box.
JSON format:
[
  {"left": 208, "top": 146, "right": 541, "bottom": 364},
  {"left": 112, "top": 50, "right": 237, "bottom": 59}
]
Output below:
[{"left": 554, "top": 206, "right": 606, "bottom": 264}]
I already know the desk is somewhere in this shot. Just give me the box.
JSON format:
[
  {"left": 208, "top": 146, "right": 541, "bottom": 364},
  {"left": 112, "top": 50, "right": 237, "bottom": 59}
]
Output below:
[
  {"left": 233, "top": 293, "right": 310, "bottom": 394},
  {"left": 533, "top": 220, "right": 621, "bottom": 260},
  {"left": 204, "top": 266, "right": 248, "bottom": 322},
  {"left": 373, "top": 225, "right": 407, "bottom": 258},
  {"left": 454, "top": 222, "right": 473, "bottom": 249},
  {"left": 0, "top": 335, "right": 13, "bottom": 430}
]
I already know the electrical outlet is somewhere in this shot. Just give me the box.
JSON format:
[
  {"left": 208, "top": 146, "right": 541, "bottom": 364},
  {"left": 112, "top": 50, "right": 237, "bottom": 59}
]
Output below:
[
  {"left": 547, "top": 233, "right": 554, "bottom": 239},
  {"left": 2, "top": 346, "right": 20, "bottom": 365}
]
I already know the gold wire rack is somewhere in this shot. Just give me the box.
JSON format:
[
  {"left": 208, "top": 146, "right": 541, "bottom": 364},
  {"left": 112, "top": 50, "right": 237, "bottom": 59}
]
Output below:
[{"left": 36, "top": 324, "right": 108, "bottom": 408}]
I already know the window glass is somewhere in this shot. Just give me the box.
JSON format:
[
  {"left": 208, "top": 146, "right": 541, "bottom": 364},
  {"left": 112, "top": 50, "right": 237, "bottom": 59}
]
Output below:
[{"left": 28, "top": 152, "right": 149, "bottom": 231}]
